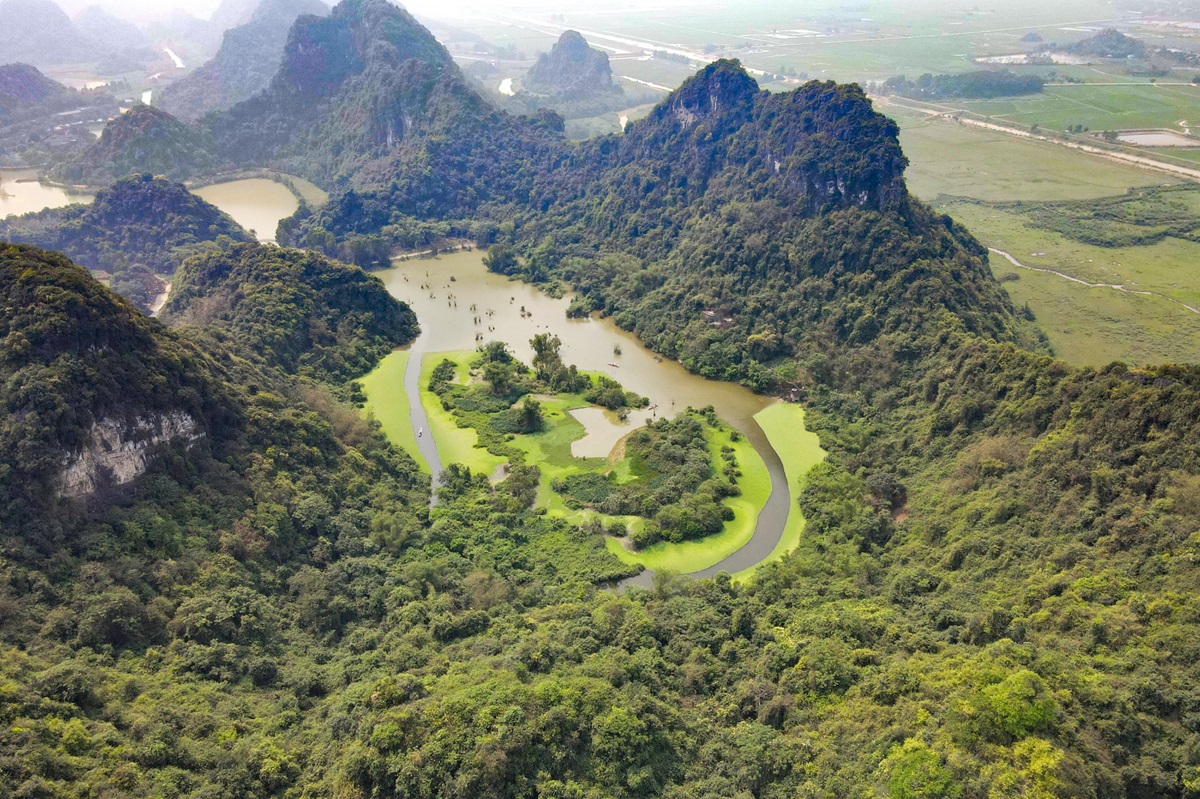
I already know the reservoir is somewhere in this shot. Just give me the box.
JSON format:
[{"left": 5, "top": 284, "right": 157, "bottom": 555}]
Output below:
[
  {"left": 0, "top": 169, "right": 93, "bottom": 219},
  {"left": 193, "top": 178, "right": 300, "bottom": 242}
]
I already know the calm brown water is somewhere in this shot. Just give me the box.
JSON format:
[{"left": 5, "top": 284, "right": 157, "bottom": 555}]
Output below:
[
  {"left": 193, "top": 179, "right": 299, "bottom": 243},
  {"left": 375, "top": 251, "right": 774, "bottom": 422},
  {"left": 0, "top": 169, "right": 93, "bottom": 219}
]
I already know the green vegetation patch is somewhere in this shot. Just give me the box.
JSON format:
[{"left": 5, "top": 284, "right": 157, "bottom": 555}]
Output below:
[
  {"left": 957, "top": 82, "right": 1200, "bottom": 135},
  {"left": 890, "top": 103, "right": 1172, "bottom": 202},
  {"left": 422, "top": 337, "right": 766, "bottom": 568},
  {"left": 606, "top": 419, "right": 771, "bottom": 574},
  {"left": 945, "top": 198, "right": 1200, "bottom": 366},
  {"left": 360, "top": 349, "right": 423, "bottom": 469},
  {"left": 419, "top": 351, "right": 507, "bottom": 477}
]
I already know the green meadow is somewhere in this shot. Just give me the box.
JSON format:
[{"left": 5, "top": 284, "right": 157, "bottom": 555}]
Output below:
[
  {"left": 360, "top": 350, "right": 423, "bottom": 469},
  {"left": 420, "top": 351, "right": 508, "bottom": 477},
  {"left": 890, "top": 103, "right": 1176, "bottom": 202}
]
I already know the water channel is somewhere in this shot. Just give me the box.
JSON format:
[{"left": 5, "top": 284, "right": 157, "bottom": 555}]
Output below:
[{"left": 373, "top": 250, "right": 807, "bottom": 583}]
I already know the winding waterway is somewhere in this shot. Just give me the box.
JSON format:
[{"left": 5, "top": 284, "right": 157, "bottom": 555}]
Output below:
[{"left": 374, "top": 250, "right": 808, "bottom": 583}]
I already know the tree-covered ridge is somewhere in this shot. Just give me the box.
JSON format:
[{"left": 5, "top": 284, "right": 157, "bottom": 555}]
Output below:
[
  {"left": 209, "top": 0, "right": 567, "bottom": 203},
  {"left": 159, "top": 0, "right": 331, "bottom": 122},
  {"left": 0, "top": 244, "right": 239, "bottom": 539},
  {"left": 0, "top": 173, "right": 253, "bottom": 311},
  {"left": 0, "top": 62, "right": 71, "bottom": 117},
  {"left": 53, "top": 104, "right": 216, "bottom": 186},
  {"left": 162, "top": 242, "right": 417, "bottom": 381},
  {"left": 285, "top": 61, "right": 914, "bottom": 259}
]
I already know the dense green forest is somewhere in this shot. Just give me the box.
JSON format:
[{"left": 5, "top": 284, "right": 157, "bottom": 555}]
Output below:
[
  {"left": 279, "top": 32, "right": 1200, "bottom": 797},
  {"left": 162, "top": 242, "right": 418, "bottom": 382},
  {"left": 0, "top": 174, "right": 252, "bottom": 311},
  {"left": 6, "top": 0, "right": 1200, "bottom": 796},
  {"left": 54, "top": 105, "right": 217, "bottom": 186}
]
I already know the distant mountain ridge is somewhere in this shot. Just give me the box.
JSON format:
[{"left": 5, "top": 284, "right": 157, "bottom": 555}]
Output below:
[
  {"left": 159, "top": 0, "right": 331, "bottom": 122},
  {"left": 0, "top": 0, "right": 97, "bottom": 68}
]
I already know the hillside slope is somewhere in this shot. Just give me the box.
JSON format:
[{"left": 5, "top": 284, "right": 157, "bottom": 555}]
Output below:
[
  {"left": 54, "top": 104, "right": 216, "bottom": 186},
  {"left": 0, "top": 173, "right": 251, "bottom": 310},
  {"left": 211, "top": 0, "right": 565, "bottom": 200},
  {"left": 0, "top": 244, "right": 238, "bottom": 535},
  {"left": 163, "top": 242, "right": 418, "bottom": 380},
  {"left": 159, "top": 0, "right": 331, "bottom": 121}
]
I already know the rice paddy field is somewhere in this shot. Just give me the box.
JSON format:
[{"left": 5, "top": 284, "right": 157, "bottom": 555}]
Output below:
[
  {"left": 889, "top": 103, "right": 1175, "bottom": 201},
  {"left": 954, "top": 83, "right": 1200, "bottom": 134}
]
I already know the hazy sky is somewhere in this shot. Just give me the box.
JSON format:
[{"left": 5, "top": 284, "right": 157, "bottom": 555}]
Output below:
[
  {"left": 50, "top": 0, "right": 708, "bottom": 24},
  {"left": 55, "top": 0, "right": 231, "bottom": 22}
]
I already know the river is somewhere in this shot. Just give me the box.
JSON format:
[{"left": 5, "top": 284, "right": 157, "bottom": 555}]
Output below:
[
  {"left": 373, "top": 250, "right": 806, "bottom": 583},
  {"left": 0, "top": 169, "right": 93, "bottom": 219}
]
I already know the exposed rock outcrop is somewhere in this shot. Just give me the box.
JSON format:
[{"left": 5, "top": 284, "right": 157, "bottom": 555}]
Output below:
[{"left": 59, "top": 412, "right": 203, "bottom": 498}]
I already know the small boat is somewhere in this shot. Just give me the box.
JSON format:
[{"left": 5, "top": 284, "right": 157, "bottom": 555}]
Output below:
[{"left": 607, "top": 362, "right": 620, "bottom": 367}]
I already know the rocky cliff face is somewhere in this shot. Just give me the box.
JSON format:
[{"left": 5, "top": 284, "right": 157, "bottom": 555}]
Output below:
[
  {"left": 0, "top": 244, "right": 238, "bottom": 533},
  {"left": 59, "top": 412, "right": 204, "bottom": 498},
  {"left": 524, "top": 30, "right": 615, "bottom": 99}
]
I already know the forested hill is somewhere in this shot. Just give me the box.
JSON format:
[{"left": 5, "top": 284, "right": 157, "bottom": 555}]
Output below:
[
  {"left": 0, "top": 173, "right": 252, "bottom": 311},
  {"left": 524, "top": 30, "right": 616, "bottom": 99},
  {"left": 0, "top": 63, "right": 71, "bottom": 116},
  {"left": 159, "top": 0, "right": 331, "bottom": 121},
  {"left": 163, "top": 242, "right": 418, "bottom": 380},
  {"left": 53, "top": 104, "right": 216, "bottom": 186},
  {"left": 290, "top": 59, "right": 1026, "bottom": 387},
  {"left": 208, "top": 0, "right": 565, "bottom": 200},
  {"left": 0, "top": 244, "right": 239, "bottom": 538}
]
